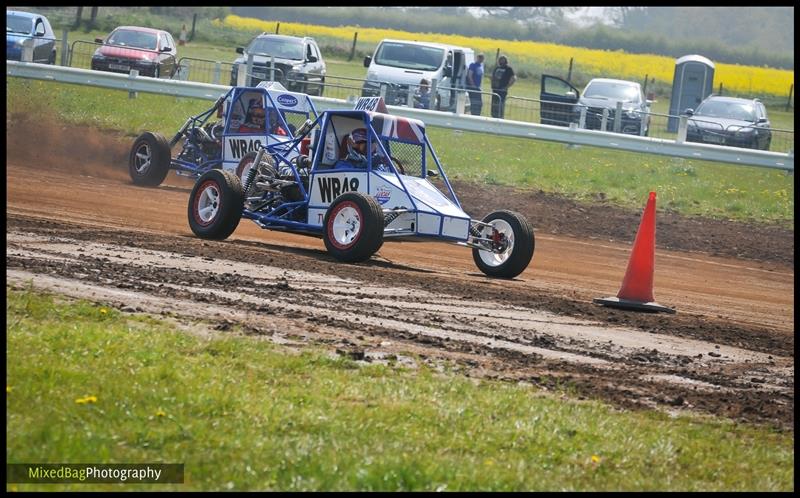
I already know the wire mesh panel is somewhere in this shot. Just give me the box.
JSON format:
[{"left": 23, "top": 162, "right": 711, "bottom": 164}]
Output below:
[{"left": 383, "top": 140, "right": 424, "bottom": 177}]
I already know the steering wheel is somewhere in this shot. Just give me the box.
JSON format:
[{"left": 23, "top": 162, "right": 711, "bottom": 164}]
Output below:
[{"left": 389, "top": 156, "right": 406, "bottom": 175}]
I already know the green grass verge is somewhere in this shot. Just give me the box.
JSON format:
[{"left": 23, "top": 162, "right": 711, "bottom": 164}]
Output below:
[
  {"left": 6, "top": 76, "right": 793, "bottom": 226},
  {"left": 6, "top": 287, "right": 795, "bottom": 491}
]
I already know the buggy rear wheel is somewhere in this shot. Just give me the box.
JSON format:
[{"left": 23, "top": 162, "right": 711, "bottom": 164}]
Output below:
[
  {"left": 323, "top": 192, "right": 384, "bottom": 263},
  {"left": 472, "top": 210, "right": 534, "bottom": 279},
  {"left": 188, "top": 169, "right": 243, "bottom": 240},
  {"left": 129, "top": 132, "right": 171, "bottom": 186}
]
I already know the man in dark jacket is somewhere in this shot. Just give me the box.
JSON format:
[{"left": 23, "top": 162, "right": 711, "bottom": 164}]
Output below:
[{"left": 490, "top": 55, "right": 516, "bottom": 119}]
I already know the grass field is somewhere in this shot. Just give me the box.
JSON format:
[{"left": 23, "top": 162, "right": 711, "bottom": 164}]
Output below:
[
  {"left": 6, "top": 76, "right": 794, "bottom": 227},
  {"left": 6, "top": 287, "right": 795, "bottom": 491}
]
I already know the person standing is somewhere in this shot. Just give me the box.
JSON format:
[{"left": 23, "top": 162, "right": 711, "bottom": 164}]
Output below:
[
  {"left": 490, "top": 55, "right": 516, "bottom": 119},
  {"left": 179, "top": 24, "right": 188, "bottom": 46},
  {"left": 466, "top": 53, "right": 485, "bottom": 116}
]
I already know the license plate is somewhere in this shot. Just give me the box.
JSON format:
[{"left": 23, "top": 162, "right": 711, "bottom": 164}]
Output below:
[
  {"left": 703, "top": 134, "right": 724, "bottom": 144},
  {"left": 109, "top": 63, "right": 130, "bottom": 71}
]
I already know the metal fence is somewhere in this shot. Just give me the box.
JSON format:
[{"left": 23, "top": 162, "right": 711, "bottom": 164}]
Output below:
[
  {"left": 67, "top": 39, "right": 179, "bottom": 79},
  {"left": 7, "top": 60, "right": 793, "bottom": 171}
]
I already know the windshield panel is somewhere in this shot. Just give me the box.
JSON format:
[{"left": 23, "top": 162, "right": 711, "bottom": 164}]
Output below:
[
  {"left": 583, "top": 81, "right": 641, "bottom": 103},
  {"left": 247, "top": 37, "right": 304, "bottom": 60},
  {"left": 374, "top": 42, "right": 444, "bottom": 71},
  {"left": 107, "top": 29, "right": 158, "bottom": 50},
  {"left": 695, "top": 100, "right": 755, "bottom": 121},
  {"left": 7, "top": 14, "right": 33, "bottom": 34}
]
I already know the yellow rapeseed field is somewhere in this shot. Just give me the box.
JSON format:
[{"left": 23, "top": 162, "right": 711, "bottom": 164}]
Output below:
[{"left": 219, "top": 15, "right": 793, "bottom": 97}]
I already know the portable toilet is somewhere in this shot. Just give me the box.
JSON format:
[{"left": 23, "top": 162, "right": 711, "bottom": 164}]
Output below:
[{"left": 667, "top": 55, "right": 715, "bottom": 132}]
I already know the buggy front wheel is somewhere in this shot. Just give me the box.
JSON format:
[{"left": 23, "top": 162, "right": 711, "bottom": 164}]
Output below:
[
  {"left": 472, "top": 210, "right": 534, "bottom": 278},
  {"left": 323, "top": 192, "right": 384, "bottom": 263}
]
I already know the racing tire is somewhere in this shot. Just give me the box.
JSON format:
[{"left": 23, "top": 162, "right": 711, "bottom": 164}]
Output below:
[
  {"left": 323, "top": 192, "right": 384, "bottom": 263},
  {"left": 472, "top": 210, "right": 534, "bottom": 279},
  {"left": 129, "top": 132, "right": 171, "bottom": 187},
  {"left": 188, "top": 169, "right": 243, "bottom": 240}
]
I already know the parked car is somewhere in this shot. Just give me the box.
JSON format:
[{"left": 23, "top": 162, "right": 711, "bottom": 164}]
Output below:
[
  {"left": 361, "top": 38, "right": 474, "bottom": 111},
  {"left": 6, "top": 9, "right": 56, "bottom": 64},
  {"left": 229, "top": 34, "right": 326, "bottom": 96},
  {"left": 91, "top": 26, "right": 177, "bottom": 78},
  {"left": 540, "top": 75, "right": 651, "bottom": 135},
  {"left": 683, "top": 96, "right": 772, "bottom": 150}
]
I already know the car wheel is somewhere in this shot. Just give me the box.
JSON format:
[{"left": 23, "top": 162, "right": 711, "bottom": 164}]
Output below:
[
  {"left": 129, "top": 132, "right": 172, "bottom": 186},
  {"left": 472, "top": 210, "right": 535, "bottom": 279},
  {"left": 188, "top": 169, "right": 243, "bottom": 240},
  {"left": 323, "top": 192, "right": 384, "bottom": 263}
]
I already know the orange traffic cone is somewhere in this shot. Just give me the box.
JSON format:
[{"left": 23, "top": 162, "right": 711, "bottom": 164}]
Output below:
[{"left": 593, "top": 191, "right": 675, "bottom": 313}]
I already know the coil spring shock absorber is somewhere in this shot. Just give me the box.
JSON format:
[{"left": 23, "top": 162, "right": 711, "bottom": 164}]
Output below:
[
  {"left": 243, "top": 148, "right": 266, "bottom": 196},
  {"left": 243, "top": 166, "right": 258, "bottom": 197}
]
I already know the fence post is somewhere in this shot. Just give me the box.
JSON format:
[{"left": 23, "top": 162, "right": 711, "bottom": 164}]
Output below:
[
  {"left": 567, "top": 57, "right": 573, "bottom": 82},
  {"left": 601, "top": 108, "right": 609, "bottom": 131},
  {"left": 60, "top": 28, "right": 69, "bottom": 66},
  {"left": 430, "top": 79, "right": 437, "bottom": 110},
  {"left": 21, "top": 38, "right": 34, "bottom": 62},
  {"left": 676, "top": 115, "right": 688, "bottom": 143},
  {"left": 579, "top": 106, "right": 586, "bottom": 129},
  {"left": 494, "top": 48, "right": 500, "bottom": 65},
  {"left": 406, "top": 84, "right": 415, "bottom": 107},
  {"left": 128, "top": 69, "right": 138, "bottom": 99},
  {"left": 348, "top": 32, "right": 358, "bottom": 61},
  {"left": 642, "top": 73, "right": 648, "bottom": 99},
  {"left": 190, "top": 13, "right": 197, "bottom": 42},
  {"left": 246, "top": 52, "right": 254, "bottom": 86},
  {"left": 786, "top": 84, "right": 793, "bottom": 112},
  {"left": 276, "top": 22, "right": 280, "bottom": 34},
  {"left": 237, "top": 62, "right": 247, "bottom": 86},
  {"left": 718, "top": 82, "right": 723, "bottom": 95},
  {"left": 613, "top": 101, "right": 622, "bottom": 132},
  {"left": 270, "top": 55, "right": 275, "bottom": 83},
  {"left": 455, "top": 90, "right": 466, "bottom": 115},
  {"left": 212, "top": 61, "right": 221, "bottom": 85}
]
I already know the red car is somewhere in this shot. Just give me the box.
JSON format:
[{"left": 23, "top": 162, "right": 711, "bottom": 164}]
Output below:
[{"left": 91, "top": 25, "right": 177, "bottom": 78}]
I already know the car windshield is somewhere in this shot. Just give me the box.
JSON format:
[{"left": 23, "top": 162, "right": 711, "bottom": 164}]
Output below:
[
  {"left": 695, "top": 100, "right": 756, "bottom": 121},
  {"left": 374, "top": 42, "right": 444, "bottom": 71},
  {"left": 583, "top": 81, "right": 641, "bottom": 103},
  {"left": 247, "top": 37, "right": 304, "bottom": 60},
  {"left": 7, "top": 14, "right": 33, "bottom": 34},
  {"left": 107, "top": 29, "right": 158, "bottom": 50}
]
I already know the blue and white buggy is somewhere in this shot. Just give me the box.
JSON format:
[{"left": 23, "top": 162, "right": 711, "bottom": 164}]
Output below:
[
  {"left": 128, "top": 82, "right": 319, "bottom": 187},
  {"left": 186, "top": 94, "right": 534, "bottom": 278}
]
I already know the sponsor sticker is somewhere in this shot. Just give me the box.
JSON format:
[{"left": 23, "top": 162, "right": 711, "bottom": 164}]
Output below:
[
  {"left": 277, "top": 94, "right": 298, "bottom": 107},
  {"left": 374, "top": 185, "right": 391, "bottom": 205}
]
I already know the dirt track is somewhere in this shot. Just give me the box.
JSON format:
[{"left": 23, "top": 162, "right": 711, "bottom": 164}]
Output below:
[{"left": 5, "top": 116, "right": 795, "bottom": 429}]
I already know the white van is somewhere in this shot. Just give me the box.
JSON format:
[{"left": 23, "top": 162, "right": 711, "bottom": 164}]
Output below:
[{"left": 362, "top": 39, "right": 475, "bottom": 112}]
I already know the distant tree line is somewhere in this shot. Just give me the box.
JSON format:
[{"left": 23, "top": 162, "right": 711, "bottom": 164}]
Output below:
[{"left": 231, "top": 7, "right": 793, "bottom": 70}]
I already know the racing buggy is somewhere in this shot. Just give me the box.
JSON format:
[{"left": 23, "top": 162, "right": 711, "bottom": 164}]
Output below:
[
  {"left": 128, "top": 81, "right": 319, "bottom": 187},
  {"left": 187, "top": 93, "right": 534, "bottom": 278}
]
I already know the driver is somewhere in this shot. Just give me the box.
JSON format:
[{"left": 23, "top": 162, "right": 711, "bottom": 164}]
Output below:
[
  {"left": 336, "top": 128, "right": 391, "bottom": 172},
  {"left": 239, "top": 99, "right": 266, "bottom": 133}
]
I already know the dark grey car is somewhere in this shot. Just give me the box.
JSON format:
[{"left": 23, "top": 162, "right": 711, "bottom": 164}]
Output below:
[
  {"left": 6, "top": 10, "right": 56, "bottom": 64},
  {"left": 540, "top": 75, "right": 651, "bottom": 136},
  {"left": 230, "top": 34, "right": 325, "bottom": 95},
  {"left": 684, "top": 96, "right": 772, "bottom": 150}
]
